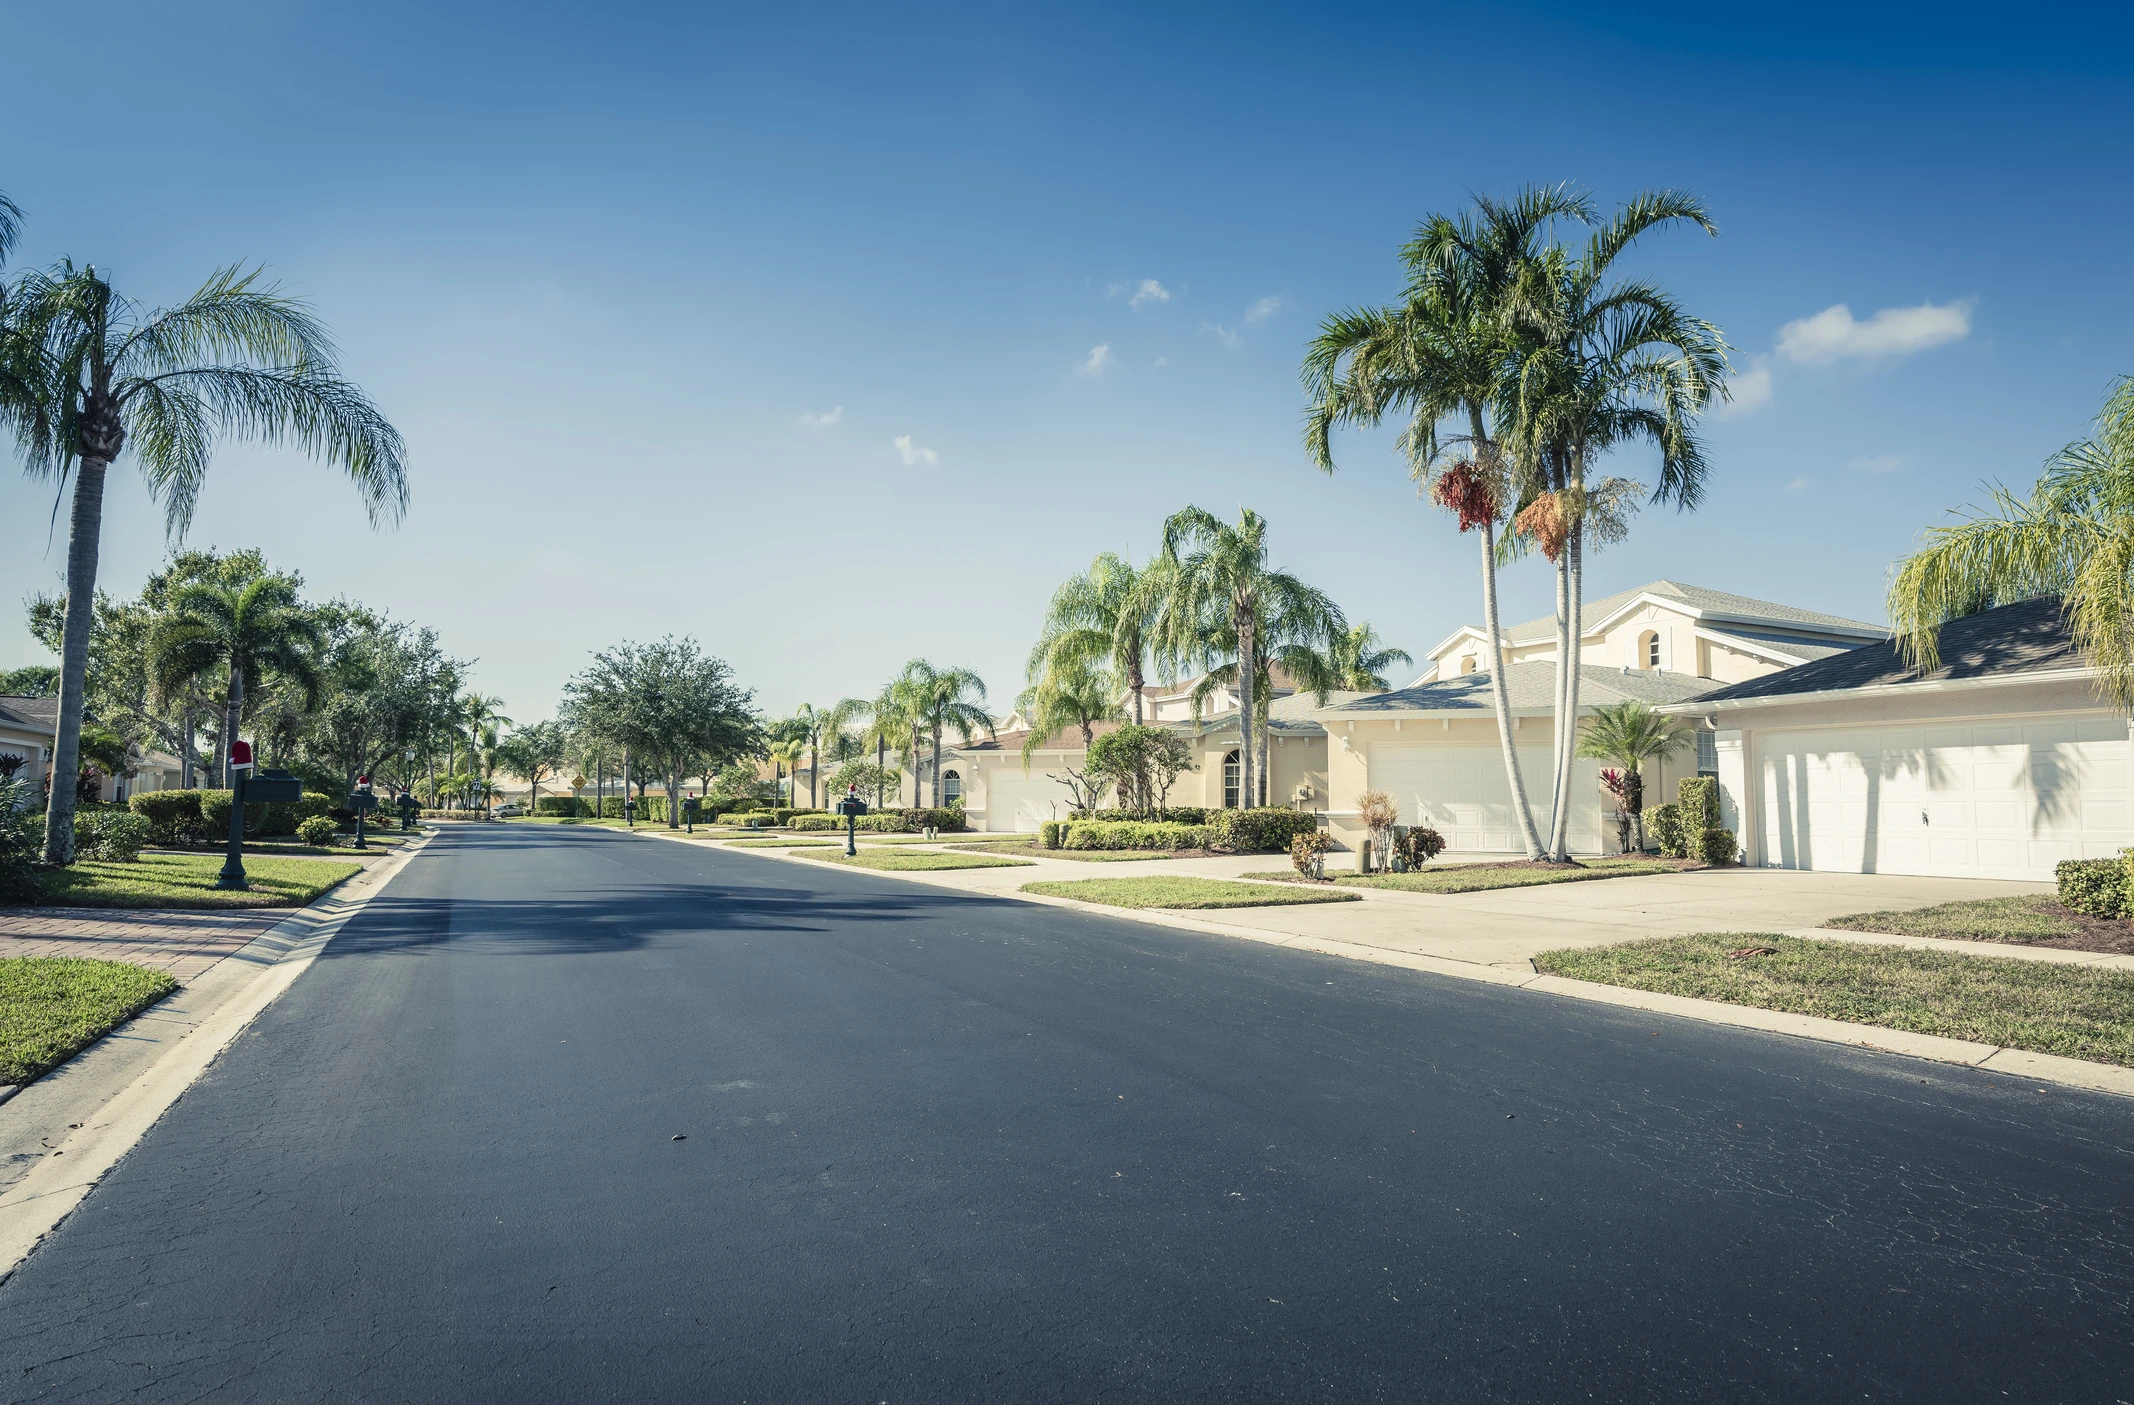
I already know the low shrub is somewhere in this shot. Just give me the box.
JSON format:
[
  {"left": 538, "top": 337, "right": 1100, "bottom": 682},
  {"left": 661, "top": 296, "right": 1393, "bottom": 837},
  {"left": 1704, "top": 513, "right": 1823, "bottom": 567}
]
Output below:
[
  {"left": 297, "top": 816, "right": 341, "bottom": 847},
  {"left": 295, "top": 793, "right": 336, "bottom": 824},
  {"left": 1648, "top": 803, "right": 1687, "bottom": 859},
  {"left": 898, "top": 807, "right": 967, "bottom": 833},
  {"left": 1290, "top": 830, "right": 1334, "bottom": 880},
  {"left": 73, "top": 810, "right": 151, "bottom": 863},
  {"left": 130, "top": 790, "right": 206, "bottom": 847},
  {"left": 1071, "top": 806, "right": 1209, "bottom": 826},
  {"left": 1060, "top": 820, "right": 1209, "bottom": 851},
  {"left": 1679, "top": 775, "right": 1720, "bottom": 830},
  {"left": 535, "top": 795, "right": 586, "bottom": 817},
  {"left": 420, "top": 809, "right": 493, "bottom": 820},
  {"left": 1209, "top": 807, "right": 1319, "bottom": 853},
  {"left": 1039, "top": 821, "right": 1061, "bottom": 850},
  {"left": 789, "top": 814, "right": 837, "bottom": 831},
  {"left": 0, "top": 776, "right": 45, "bottom": 899},
  {"left": 2057, "top": 857, "right": 2126, "bottom": 918},
  {"left": 1691, "top": 826, "right": 1738, "bottom": 866},
  {"left": 1396, "top": 825, "right": 1446, "bottom": 867},
  {"left": 852, "top": 813, "right": 906, "bottom": 832}
]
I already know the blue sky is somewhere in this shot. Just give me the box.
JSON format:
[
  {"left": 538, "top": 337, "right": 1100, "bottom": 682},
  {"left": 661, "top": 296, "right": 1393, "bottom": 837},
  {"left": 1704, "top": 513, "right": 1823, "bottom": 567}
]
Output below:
[{"left": 4, "top": 0, "right": 2130, "bottom": 723}]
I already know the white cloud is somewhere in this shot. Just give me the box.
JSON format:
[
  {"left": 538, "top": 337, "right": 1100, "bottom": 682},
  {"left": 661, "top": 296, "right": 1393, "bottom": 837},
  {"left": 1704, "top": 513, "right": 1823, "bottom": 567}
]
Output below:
[
  {"left": 1153, "top": 356, "right": 1167, "bottom": 368},
  {"left": 1077, "top": 344, "right": 1115, "bottom": 376},
  {"left": 1716, "top": 359, "right": 1774, "bottom": 417},
  {"left": 893, "top": 434, "right": 938, "bottom": 467},
  {"left": 799, "top": 406, "right": 843, "bottom": 428},
  {"left": 1851, "top": 453, "right": 1905, "bottom": 475},
  {"left": 1777, "top": 299, "right": 1974, "bottom": 364},
  {"left": 1203, "top": 322, "right": 1241, "bottom": 349},
  {"left": 1128, "top": 278, "right": 1171, "bottom": 309},
  {"left": 1244, "top": 295, "right": 1285, "bottom": 324},
  {"left": 1787, "top": 476, "right": 1811, "bottom": 492}
]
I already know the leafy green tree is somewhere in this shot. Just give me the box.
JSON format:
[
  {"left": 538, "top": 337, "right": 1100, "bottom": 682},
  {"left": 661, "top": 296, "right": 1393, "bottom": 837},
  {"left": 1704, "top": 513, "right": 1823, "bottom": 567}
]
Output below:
[
  {"left": 1155, "top": 506, "right": 1343, "bottom": 813},
  {"left": 0, "top": 666, "right": 57, "bottom": 697},
  {"left": 828, "top": 759, "right": 899, "bottom": 808},
  {"left": 1028, "top": 553, "right": 1169, "bottom": 725},
  {"left": 1888, "top": 377, "right": 2134, "bottom": 712},
  {"left": 1085, "top": 725, "right": 1195, "bottom": 817},
  {"left": 496, "top": 720, "right": 569, "bottom": 815},
  {"left": 902, "top": 661, "right": 993, "bottom": 808},
  {"left": 148, "top": 575, "right": 323, "bottom": 788},
  {"left": 0, "top": 261, "right": 405, "bottom": 862},
  {"left": 563, "top": 637, "right": 760, "bottom": 828},
  {"left": 1574, "top": 701, "right": 1691, "bottom": 850}
]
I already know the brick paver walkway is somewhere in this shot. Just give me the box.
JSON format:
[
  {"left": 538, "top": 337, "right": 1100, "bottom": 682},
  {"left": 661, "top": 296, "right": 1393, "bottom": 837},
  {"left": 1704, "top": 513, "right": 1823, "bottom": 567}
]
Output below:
[{"left": 0, "top": 909, "right": 292, "bottom": 981}]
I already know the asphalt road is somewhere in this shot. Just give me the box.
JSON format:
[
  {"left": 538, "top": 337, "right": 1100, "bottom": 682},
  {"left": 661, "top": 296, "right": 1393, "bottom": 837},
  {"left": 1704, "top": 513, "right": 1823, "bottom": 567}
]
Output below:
[{"left": 3, "top": 824, "right": 2131, "bottom": 1402}]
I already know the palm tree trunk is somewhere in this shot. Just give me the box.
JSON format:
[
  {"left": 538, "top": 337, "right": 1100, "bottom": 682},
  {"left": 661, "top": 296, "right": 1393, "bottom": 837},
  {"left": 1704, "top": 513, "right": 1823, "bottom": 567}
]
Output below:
[
  {"left": 930, "top": 721, "right": 943, "bottom": 810},
  {"left": 809, "top": 742, "right": 819, "bottom": 809},
  {"left": 1129, "top": 657, "right": 1144, "bottom": 725},
  {"left": 1256, "top": 703, "right": 1270, "bottom": 807},
  {"left": 1548, "top": 547, "right": 1570, "bottom": 857},
  {"left": 178, "top": 705, "right": 194, "bottom": 789},
  {"left": 40, "top": 457, "right": 113, "bottom": 863},
  {"left": 1480, "top": 519, "right": 1545, "bottom": 858},
  {"left": 1550, "top": 516, "right": 1585, "bottom": 860},
  {"left": 1234, "top": 604, "right": 1257, "bottom": 812}
]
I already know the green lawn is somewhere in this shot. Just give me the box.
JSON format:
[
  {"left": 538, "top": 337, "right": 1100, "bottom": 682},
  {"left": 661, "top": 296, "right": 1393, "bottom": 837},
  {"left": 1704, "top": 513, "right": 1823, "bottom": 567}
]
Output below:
[
  {"left": 16, "top": 853, "right": 364, "bottom": 909},
  {"left": 852, "top": 832, "right": 1001, "bottom": 845},
  {"left": 1824, "top": 895, "right": 2127, "bottom": 948},
  {"left": 724, "top": 839, "right": 840, "bottom": 849},
  {"left": 1533, "top": 933, "right": 2134, "bottom": 1067},
  {"left": 1240, "top": 855, "right": 1694, "bottom": 894},
  {"left": 1, "top": 957, "right": 180, "bottom": 1085},
  {"left": 808, "top": 849, "right": 1036, "bottom": 871},
  {"left": 959, "top": 839, "right": 1174, "bottom": 863},
  {"left": 1021, "top": 876, "right": 1362, "bottom": 910},
  {"left": 505, "top": 816, "right": 631, "bottom": 827}
]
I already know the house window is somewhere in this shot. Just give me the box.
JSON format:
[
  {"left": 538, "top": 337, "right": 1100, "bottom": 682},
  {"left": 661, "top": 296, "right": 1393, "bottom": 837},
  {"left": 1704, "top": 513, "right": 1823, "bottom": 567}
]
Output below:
[
  {"left": 1460, "top": 656, "right": 1477, "bottom": 675},
  {"left": 1222, "top": 750, "right": 1241, "bottom": 809},
  {"left": 1642, "top": 631, "right": 1661, "bottom": 670},
  {"left": 1696, "top": 730, "right": 1718, "bottom": 775},
  {"left": 942, "top": 770, "right": 961, "bottom": 805}
]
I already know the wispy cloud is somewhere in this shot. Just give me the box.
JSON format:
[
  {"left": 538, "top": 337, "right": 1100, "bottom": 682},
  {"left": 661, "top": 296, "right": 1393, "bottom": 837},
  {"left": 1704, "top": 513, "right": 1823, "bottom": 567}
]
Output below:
[
  {"left": 1077, "top": 344, "right": 1115, "bottom": 376},
  {"left": 1203, "top": 322, "right": 1240, "bottom": 349},
  {"left": 1152, "top": 356, "right": 1167, "bottom": 368},
  {"left": 799, "top": 406, "right": 843, "bottom": 428},
  {"left": 1851, "top": 453, "right": 1905, "bottom": 475},
  {"left": 1716, "top": 359, "right": 1774, "bottom": 417},
  {"left": 1128, "top": 278, "right": 1171, "bottom": 309},
  {"left": 1787, "top": 476, "right": 1811, "bottom": 492},
  {"left": 893, "top": 434, "right": 938, "bottom": 467},
  {"left": 1244, "top": 295, "right": 1285, "bottom": 325},
  {"left": 1777, "top": 300, "right": 1974, "bottom": 364}
]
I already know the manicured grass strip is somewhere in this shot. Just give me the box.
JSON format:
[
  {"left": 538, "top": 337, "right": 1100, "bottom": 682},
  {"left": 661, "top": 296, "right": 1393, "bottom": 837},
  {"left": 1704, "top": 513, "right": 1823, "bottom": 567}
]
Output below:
[
  {"left": 857, "top": 833, "right": 1005, "bottom": 845},
  {"left": 724, "top": 839, "right": 840, "bottom": 849},
  {"left": 1, "top": 957, "right": 179, "bottom": 1085},
  {"left": 809, "top": 850, "right": 1036, "bottom": 871},
  {"left": 1825, "top": 895, "right": 2098, "bottom": 945},
  {"left": 959, "top": 840, "right": 1173, "bottom": 863},
  {"left": 1021, "top": 876, "right": 1361, "bottom": 910},
  {"left": 18, "top": 853, "right": 364, "bottom": 909},
  {"left": 1240, "top": 856, "right": 1693, "bottom": 894},
  {"left": 1533, "top": 933, "right": 2134, "bottom": 1067}
]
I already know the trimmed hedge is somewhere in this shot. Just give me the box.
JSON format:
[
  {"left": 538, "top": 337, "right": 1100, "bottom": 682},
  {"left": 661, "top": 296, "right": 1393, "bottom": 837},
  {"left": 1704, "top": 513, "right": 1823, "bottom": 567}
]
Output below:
[
  {"left": 1649, "top": 803, "right": 1687, "bottom": 859},
  {"left": 1070, "top": 807, "right": 1209, "bottom": 826},
  {"left": 535, "top": 795, "right": 586, "bottom": 817},
  {"left": 1040, "top": 821, "right": 1062, "bottom": 850},
  {"left": 130, "top": 791, "right": 208, "bottom": 846},
  {"left": 1060, "top": 820, "right": 1211, "bottom": 851},
  {"left": 74, "top": 809, "right": 151, "bottom": 862},
  {"left": 297, "top": 816, "right": 341, "bottom": 847},
  {"left": 1691, "top": 826, "right": 1738, "bottom": 866},
  {"left": 420, "top": 809, "right": 494, "bottom": 820},
  {"left": 132, "top": 788, "right": 319, "bottom": 845},
  {"left": 2057, "top": 857, "right": 2126, "bottom": 918},
  {"left": 897, "top": 807, "right": 967, "bottom": 832},
  {"left": 1679, "top": 776, "right": 1720, "bottom": 830},
  {"left": 1209, "top": 807, "right": 1320, "bottom": 854}
]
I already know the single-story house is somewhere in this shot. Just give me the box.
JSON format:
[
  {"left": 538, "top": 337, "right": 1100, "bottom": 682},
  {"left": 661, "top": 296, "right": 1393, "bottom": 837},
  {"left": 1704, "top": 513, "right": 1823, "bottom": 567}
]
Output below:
[
  {"left": 0, "top": 695, "right": 183, "bottom": 804},
  {"left": 1659, "top": 597, "right": 2130, "bottom": 882}
]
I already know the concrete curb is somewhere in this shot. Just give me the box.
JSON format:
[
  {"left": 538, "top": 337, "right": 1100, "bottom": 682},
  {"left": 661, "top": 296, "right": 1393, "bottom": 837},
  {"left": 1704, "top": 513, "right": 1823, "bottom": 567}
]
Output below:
[
  {"left": 0, "top": 830, "right": 436, "bottom": 1279},
  {"left": 646, "top": 830, "right": 2134, "bottom": 1103}
]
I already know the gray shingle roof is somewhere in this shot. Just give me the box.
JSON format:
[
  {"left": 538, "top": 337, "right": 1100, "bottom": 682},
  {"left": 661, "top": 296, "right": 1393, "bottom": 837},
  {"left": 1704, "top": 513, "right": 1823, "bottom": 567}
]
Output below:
[
  {"left": 1163, "top": 689, "right": 1359, "bottom": 739},
  {"left": 1689, "top": 597, "right": 2083, "bottom": 704},
  {"left": 0, "top": 695, "right": 58, "bottom": 732},
  {"left": 1329, "top": 663, "right": 1712, "bottom": 716},
  {"left": 1502, "top": 580, "right": 1884, "bottom": 645}
]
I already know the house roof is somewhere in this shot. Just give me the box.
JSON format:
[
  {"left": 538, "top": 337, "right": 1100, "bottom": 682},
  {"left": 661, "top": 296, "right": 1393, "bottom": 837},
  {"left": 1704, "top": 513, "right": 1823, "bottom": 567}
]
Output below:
[
  {"left": 1328, "top": 663, "right": 1713, "bottom": 717},
  {"left": 1682, "top": 597, "right": 2084, "bottom": 705},
  {"left": 1500, "top": 580, "right": 1885, "bottom": 647},
  {"left": 1169, "top": 690, "right": 1361, "bottom": 739},
  {"left": 0, "top": 695, "right": 58, "bottom": 733}
]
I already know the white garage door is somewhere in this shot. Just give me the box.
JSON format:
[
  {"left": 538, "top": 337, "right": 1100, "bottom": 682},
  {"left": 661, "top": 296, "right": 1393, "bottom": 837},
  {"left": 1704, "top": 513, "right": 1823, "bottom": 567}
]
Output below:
[
  {"left": 979, "top": 770, "right": 1079, "bottom": 833},
  {"left": 1756, "top": 715, "right": 2134, "bottom": 881},
  {"left": 1370, "top": 744, "right": 1602, "bottom": 853}
]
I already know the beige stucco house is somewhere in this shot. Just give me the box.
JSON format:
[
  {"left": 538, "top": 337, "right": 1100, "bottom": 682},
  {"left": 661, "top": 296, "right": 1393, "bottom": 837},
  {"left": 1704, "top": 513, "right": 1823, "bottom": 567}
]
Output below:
[{"left": 0, "top": 695, "right": 185, "bottom": 804}]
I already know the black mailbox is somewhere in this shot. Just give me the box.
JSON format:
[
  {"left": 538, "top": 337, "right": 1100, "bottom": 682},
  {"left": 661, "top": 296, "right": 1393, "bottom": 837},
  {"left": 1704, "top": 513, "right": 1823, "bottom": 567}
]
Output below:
[
  {"left": 347, "top": 789, "right": 380, "bottom": 814},
  {"left": 836, "top": 794, "right": 869, "bottom": 819},
  {"left": 244, "top": 768, "right": 304, "bottom": 805}
]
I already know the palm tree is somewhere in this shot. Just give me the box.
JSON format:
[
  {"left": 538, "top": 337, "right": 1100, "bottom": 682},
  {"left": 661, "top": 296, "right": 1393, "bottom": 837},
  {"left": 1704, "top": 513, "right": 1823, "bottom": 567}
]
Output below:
[
  {"left": 1017, "top": 657, "right": 1124, "bottom": 768},
  {"left": 1575, "top": 701, "right": 1692, "bottom": 851},
  {"left": 1496, "top": 191, "right": 1728, "bottom": 858},
  {"left": 1156, "top": 506, "right": 1343, "bottom": 812},
  {"left": 1888, "top": 377, "right": 2134, "bottom": 712},
  {"left": 0, "top": 261, "right": 405, "bottom": 862},
  {"left": 767, "top": 737, "right": 807, "bottom": 805},
  {"left": 147, "top": 576, "right": 323, "bottom": 789},
  {"left": 457, "top": 694, "right": 512, "bottom": 808},
  {"left": 1326, "top": 623, "right": 1413, "bottom": 692},
  {"left": 900, "top": 661, "right": 993, "bottom": 808},
  {"left": 1304, "top": 187, "right": 1592, "bottom": 858},
  {"left": 1184, "top": 598, "right": 1344, "bottom": 806},
  {"left": 852, "top": 681, "right": 918, "bottom": 808},
  {"left": 1029, "top": 553, "right": 1169, "bottom": 724}
]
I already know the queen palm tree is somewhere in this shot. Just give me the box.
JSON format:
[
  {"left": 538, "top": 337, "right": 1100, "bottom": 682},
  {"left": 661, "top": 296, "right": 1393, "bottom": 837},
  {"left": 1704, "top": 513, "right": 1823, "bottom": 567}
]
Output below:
[
  {"left": 0, "top": 261, "right": 406, "bottom": 861},
  {"left": 457, "top": 693, "right": 512, "bottom": 808},
  {"left": 766, "top": 737, "right": 807, "bottom": 805},
  {"left": 1028, "top": 552, "right": 1170, "bottom": 724},
  {"left": 1498, "top": 191, "right": 1728, "bottom": 857},
  {"left": 1326, "top": 623, "right": 1413, "bottom": 692},
  {"left": 1574, "top": 700, "right": 1691, "bottom": 851},
  {"left": 147, "top": 576, "right": 324, "bottom": 789},
  {"left": 1184, "top": 597, "right": 1345, "bottom": 806},
  {"left": 1017, "top": 656, "right": 1124, "bottom": 768},
  {"left": 1888, "top": 377, "right": 2134, "bottom": 712},
  {"left": 1304, "top": 187, "right": 1592, "bottom": 858},
  {"left": 1156, "top": 506, "right": 1342, "bottom": 812},
  {"left": 903, "top": 661, "right": 994, "bottom": 807}
]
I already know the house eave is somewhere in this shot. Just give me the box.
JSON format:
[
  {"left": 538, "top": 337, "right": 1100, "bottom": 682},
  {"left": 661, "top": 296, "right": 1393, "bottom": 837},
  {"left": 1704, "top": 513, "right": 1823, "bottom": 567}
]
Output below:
[{"left": 1657, "top": 665, "right": 2100, "bottom": 717}]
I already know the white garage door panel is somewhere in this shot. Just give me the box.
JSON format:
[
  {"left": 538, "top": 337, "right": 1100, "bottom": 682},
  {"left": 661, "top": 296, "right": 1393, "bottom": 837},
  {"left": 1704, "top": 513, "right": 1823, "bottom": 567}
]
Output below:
[
  {"left": 1371, "top": 744, "right": 1601, "bottom": 853},
  {"left": 980, "top": 771, "right": 1077, "bottom": 832},
  {"left": 1757, "top": 715, "right": 2134, "bottom": 880}
]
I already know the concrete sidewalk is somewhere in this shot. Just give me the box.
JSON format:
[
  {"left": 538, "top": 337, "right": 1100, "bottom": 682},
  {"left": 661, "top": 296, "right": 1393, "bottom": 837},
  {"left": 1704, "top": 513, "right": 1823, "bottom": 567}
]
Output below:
[{"left": 0, "top": 908, "right": 293, "bottom": 981}]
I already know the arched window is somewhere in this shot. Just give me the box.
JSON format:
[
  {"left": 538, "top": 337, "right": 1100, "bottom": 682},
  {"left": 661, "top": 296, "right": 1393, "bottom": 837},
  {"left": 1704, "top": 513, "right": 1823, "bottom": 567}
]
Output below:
[
  {"left": 1460, "top": 656, "right": 1477, "bottom": 675},
  {"left": 1222, "top": 750, "right": 1241, "bottom": 809},
  {"left": 1640, "top": 630, "right": 1661, "bottom": 670},
  {"left": 942, "top": 769, "right": 961, "bottom": 805}
]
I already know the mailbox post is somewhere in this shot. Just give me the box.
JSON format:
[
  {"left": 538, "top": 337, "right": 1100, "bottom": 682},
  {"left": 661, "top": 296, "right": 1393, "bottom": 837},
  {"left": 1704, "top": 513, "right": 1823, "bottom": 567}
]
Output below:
[
  {"left": 215, "top": 746, "right": 303, "bottom": 890},
  {"left": 349, "top": 775, "right": 378, "bottom": 850},
  {"left": 396, "top": 788, "right": 419, "bottom": 831},
  {"left": 836, "top": 784, "right": 869, "bottom": 857},
  {"left": 682, "top": 796, "right": 700, "bottom": 834}
]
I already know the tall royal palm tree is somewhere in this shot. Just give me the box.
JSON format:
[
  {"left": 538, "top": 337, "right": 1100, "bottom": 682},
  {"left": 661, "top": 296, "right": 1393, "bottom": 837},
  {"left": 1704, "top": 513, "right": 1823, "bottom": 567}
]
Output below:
[
  {"left": 1017, "top": 656, "right": 1124, "bottom": 769},
  {"left": 1889, "top": 377, "right": 2134, "bottom": 710},
  {"left": 1326, "top": 623, "right": 1413, "bottom": 692},
  {"left": 1156, "top": 506, "right": 1342, "bottom": 813},
  {"left": 0, "top": 261, "right": 406, "bottom": 862},
  {"left": 1498, "top": 190, "right": 1728, "bottom": 857},
  {"left": 147, "top": 576, "right": 324, "bottom": 788},
  {"left": 902, "top": 661, "right": 994, "bottom": 808},
  {"left": 1574, "top": 700, "right": 1691, "bottom": 851},
  {"left": 1304, "top": 186, "right": 1592, "bottom": 857},
  {"left": 1028, "top": 552, "right": 1170, "bottom": 725}
]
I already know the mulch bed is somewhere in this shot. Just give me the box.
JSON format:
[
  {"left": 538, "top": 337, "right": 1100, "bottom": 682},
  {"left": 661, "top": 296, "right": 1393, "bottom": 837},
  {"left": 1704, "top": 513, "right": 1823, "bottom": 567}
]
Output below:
[{"left": 2004, "top": 902, "right": 2134, "bottom": 956}]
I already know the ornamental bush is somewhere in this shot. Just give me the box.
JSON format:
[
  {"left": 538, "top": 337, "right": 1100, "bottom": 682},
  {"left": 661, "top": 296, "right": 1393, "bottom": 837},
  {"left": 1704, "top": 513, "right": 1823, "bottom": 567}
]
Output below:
[
  {"left": 898, "top": 807, "right": 967, "bottom": 833},
  {"left": 1648, "top": 803, "right": 1687, "bottom": 859},
  {"left": 297, "top": 816, "right": 341, "bottom": 847},
  {"left": 1209, "top": 807, "right": 1319, "bottom": 853},
  {"left": 1678, "top": 776, "right": 1720, "bottom": 830},
  {"left": 535, "top": 795, "right": 585, "bottom": 817},
  {"left": 1059, "top": 820, "right": 1209, "bottom": 851},
  {"left": 789, "top": 814, "right": 840, "bottom": 831},
  {"left": 0, "top": 777, "right": 44, "bottom": 899},
  {"left": 1398, "top": 825, "right": 1446, "bottom": 866},
  {"left": 74, "top": 809, "right": 151, "bottom": 862},
  {"left": 1039, "top": 821, "right": 1061, "bottom": 850},
  {"left": 130, "top": 790, "right": 206, "bottom": 847},
  {"left": 2057, "top": 857, "right": 2126, "bottom": 918},
  {"left": 1290, "top": 830, "right": 1334, "bottom": 880},
  {"left": 1691, "top": 826, "right": 1738, "bottom": 866}
]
